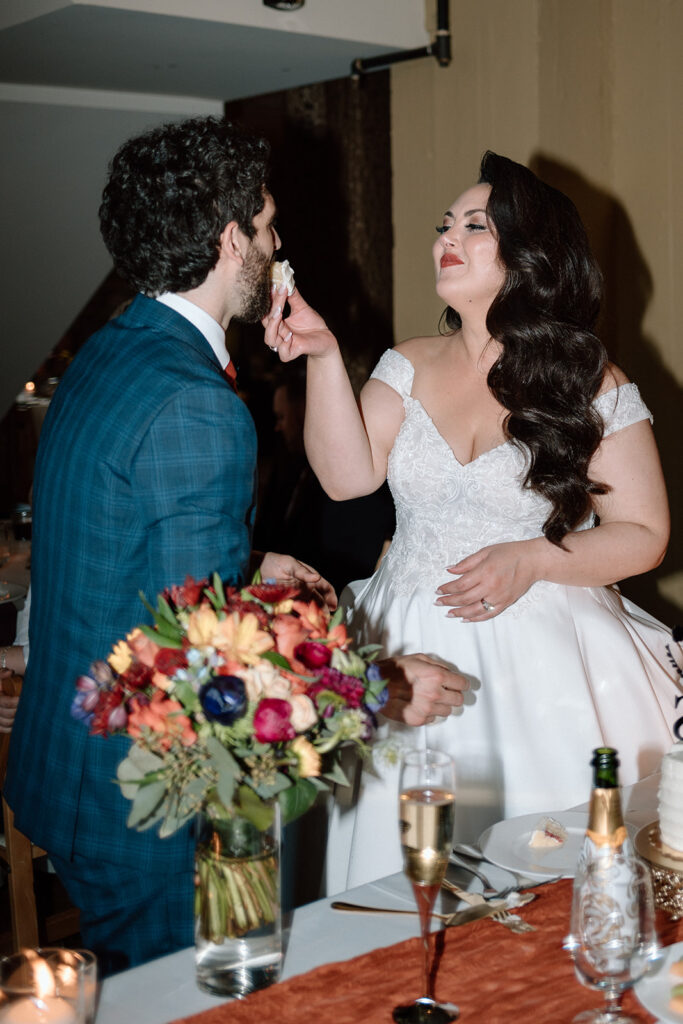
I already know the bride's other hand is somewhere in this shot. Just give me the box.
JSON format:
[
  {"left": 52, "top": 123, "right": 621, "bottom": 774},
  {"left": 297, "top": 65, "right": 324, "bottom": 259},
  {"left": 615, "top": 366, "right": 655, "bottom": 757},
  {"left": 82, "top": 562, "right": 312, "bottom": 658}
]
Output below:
[
  {"left": 379, "top": 654, "right": 469, "bottom": 726},
  {"left": 262, "top": 286, "right": 339, "bottom": 362},
  {"left": 436, "top": 540, "right": 539, "bottom": 620}
]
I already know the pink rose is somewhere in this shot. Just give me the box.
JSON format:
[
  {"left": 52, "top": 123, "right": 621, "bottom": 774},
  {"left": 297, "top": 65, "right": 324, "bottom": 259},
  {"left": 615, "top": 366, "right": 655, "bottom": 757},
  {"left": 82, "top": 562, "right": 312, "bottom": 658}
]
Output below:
[{"left": 253, "top": 698, "right": 296, "bottom": 743}]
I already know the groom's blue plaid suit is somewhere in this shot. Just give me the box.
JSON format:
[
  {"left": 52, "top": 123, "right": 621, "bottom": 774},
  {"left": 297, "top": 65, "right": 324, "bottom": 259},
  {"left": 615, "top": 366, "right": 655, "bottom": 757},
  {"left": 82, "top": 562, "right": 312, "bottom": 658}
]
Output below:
[{"left": 5, "top": 295, "right": 257, "bottom": 967}]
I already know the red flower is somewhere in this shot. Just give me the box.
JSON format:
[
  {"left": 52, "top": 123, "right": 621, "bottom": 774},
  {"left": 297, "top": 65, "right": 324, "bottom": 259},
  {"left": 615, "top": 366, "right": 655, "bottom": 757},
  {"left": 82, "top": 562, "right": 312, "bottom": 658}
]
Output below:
[
  {"left": 122, "top": 661, "right": 154, "bottom": 691},
  {"left": 307, "top": 667, "right": 365, "bottom": 709},
  {"left": 154, "top": 648, "right": 188, "bottom": 675},
  {"left": 222, "top": 593, "right": 270, "bottom": 629},
  {"left": 164, "top": 575, "right": 206, "bottom": 608},
  {"left": 245, "top": 583, "right": 300, "bottom": 605},
  {"left": 253, "top": 698, "right": 296, "bottom": 743},
  {"left": 90, "top": 688, "right": 127, "bottom": 737},
  {"left": 294, "top": 641, "right": 332, "bottom": 669}
]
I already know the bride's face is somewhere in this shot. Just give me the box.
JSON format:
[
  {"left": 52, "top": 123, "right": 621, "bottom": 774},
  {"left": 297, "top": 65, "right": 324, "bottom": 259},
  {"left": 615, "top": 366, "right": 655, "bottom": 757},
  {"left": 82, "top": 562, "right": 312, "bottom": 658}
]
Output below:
[{"left": 433, "top": 183, "right": 505, "bottom": 315}]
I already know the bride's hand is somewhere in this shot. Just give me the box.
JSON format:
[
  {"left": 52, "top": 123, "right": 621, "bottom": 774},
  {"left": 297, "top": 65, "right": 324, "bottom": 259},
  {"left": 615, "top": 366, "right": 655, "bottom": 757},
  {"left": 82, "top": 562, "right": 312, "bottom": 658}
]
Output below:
[
  {"left": 436, "top": 540, "right": 539, "bottom": 621},
  {"left": 262, "top": 286, "right": 339, "bottom": 362}
]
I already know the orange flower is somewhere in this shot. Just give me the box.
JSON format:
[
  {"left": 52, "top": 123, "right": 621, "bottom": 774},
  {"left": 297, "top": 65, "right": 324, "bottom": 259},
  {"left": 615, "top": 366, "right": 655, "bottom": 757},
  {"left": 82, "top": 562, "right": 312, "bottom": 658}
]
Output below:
[
  {"left": 186, "top": 604, "right": 219, "bottom": 646},
  {"left": 271, "top": 613, "right": 311, "bottom": 663},
  {"left": 212, "top": 611, "right": 274, "bottom": 665},
  {"left": 291, "top": 736, "right": 321, "bottom": 778},
  {"left": 128, "top": 691, "right": 197, "bottom": 751},
  {"left": 290, "top": 600, "right": 329, "bottom": 639},
  {"left": 126, "top": 628, "right": 161, "bottom": 668}
]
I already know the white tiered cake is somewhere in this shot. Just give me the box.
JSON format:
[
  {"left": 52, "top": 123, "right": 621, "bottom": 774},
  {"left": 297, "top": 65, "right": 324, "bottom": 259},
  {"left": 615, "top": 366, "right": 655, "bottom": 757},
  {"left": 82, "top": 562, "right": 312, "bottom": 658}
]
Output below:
[{"left": 658, "top": 743, "right": 683, "bottom": 856}]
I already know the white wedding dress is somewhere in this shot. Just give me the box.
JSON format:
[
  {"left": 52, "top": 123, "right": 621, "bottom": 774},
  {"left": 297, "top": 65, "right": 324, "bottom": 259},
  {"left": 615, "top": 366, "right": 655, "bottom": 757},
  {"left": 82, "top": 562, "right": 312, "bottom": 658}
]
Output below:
[{"left": 326, "top": 348, "right": 680, "bottom": 895}]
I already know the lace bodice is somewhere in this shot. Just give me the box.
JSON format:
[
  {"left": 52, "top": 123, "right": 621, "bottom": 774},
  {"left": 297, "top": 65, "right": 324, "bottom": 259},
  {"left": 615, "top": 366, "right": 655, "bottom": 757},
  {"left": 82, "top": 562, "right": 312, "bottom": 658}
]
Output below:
[{"left": 371, "top": 349, "right": 653, "bottom": 611}]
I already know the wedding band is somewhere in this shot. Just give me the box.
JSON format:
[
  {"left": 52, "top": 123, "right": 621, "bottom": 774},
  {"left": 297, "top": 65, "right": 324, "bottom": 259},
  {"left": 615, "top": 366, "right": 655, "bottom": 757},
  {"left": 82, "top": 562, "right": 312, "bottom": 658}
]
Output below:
[
  {"left": 481, "top": 598, "right": 495, "bottom": 612},
  {"left": 269, "top": 345, "right": 278, "bottom": 352}
]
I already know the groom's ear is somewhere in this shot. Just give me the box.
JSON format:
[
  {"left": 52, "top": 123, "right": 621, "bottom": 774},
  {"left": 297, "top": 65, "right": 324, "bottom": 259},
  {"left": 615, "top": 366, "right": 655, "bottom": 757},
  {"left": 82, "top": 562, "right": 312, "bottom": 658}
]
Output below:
[{"left": 219, "top": 221, "right": 247, "bottom": 266}]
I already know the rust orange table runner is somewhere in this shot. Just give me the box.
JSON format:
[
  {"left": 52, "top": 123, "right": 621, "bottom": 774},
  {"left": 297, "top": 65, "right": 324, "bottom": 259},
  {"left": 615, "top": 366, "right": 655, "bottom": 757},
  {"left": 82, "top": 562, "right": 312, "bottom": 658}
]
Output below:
[{"left": 172, "top": 880, "right": 681, "bottom": 1024}]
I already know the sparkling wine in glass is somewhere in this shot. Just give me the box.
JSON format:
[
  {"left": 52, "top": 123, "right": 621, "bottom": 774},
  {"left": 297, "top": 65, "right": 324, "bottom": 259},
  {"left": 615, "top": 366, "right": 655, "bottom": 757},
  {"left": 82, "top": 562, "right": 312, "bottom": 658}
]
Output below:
[
  {"left": 393, "top": 748, "right": 458, "bottom": 1024},
  {"left": 564, "top": 854, "right": 660, "bottom": 1023}
]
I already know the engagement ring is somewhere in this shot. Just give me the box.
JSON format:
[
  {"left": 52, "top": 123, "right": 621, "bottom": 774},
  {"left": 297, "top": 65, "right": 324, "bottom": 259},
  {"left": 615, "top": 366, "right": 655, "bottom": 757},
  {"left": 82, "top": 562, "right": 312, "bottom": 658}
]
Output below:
[{"left": 481, "top": 598, "right": 495, "bottom": 612}]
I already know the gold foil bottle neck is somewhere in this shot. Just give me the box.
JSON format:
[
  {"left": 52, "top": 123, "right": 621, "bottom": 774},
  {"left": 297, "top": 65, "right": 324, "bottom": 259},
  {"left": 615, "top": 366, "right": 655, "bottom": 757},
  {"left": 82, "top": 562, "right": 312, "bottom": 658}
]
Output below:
[{"left": 586, "top": 788, "right": 626, "bottom": 846}]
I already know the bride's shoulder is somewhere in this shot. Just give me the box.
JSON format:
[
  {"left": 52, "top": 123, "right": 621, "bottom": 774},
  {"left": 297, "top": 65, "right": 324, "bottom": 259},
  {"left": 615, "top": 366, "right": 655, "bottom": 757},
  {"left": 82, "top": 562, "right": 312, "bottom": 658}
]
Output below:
[
  {"left": 393, "top": 334, "right": 447, "bottom": 368},
  {"left": 597, "top": 362, "right": 631, "bottom": 397}
]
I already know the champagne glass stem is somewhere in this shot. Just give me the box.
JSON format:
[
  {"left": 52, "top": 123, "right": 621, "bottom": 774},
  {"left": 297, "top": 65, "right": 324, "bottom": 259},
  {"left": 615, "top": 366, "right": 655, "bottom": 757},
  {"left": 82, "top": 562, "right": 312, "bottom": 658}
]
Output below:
[{"left": 413, "top": 882, "right": 438, "bottom": 998}]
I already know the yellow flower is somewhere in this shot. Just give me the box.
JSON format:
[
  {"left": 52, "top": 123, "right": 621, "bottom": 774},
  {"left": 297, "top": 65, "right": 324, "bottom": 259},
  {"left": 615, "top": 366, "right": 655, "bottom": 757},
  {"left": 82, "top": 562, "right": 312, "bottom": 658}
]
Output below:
[
  {"left": 291, "top": 736, "right": 321, "bottom": 778},
  {"left": 186, "top": 605, "right": 219, "bottom": 646},
  {"left": 212, "top": 611, "right": 274, "bottom": 665},
  {"left": 108, "top": 640, "right": 132, "bottom": 674}
]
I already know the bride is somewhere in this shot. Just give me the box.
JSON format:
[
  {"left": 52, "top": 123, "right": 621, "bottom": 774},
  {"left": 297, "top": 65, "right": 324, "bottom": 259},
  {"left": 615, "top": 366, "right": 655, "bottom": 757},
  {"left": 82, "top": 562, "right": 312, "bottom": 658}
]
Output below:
[{"left": 265, "top": 151, "right": 680, "bottom": 893}]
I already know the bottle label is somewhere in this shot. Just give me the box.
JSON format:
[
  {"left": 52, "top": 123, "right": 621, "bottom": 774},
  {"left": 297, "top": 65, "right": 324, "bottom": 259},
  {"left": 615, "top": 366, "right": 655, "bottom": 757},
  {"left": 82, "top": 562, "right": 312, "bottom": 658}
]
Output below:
[{"left": 585, "top": 825, "right": 629, "bottom": 848}]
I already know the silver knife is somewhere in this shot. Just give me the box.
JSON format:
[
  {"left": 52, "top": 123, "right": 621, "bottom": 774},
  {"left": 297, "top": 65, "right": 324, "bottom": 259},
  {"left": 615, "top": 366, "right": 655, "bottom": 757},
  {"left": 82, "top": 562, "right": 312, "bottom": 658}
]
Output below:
[{"left": 330, "top": 900, "right": 503, "bottom": 927}]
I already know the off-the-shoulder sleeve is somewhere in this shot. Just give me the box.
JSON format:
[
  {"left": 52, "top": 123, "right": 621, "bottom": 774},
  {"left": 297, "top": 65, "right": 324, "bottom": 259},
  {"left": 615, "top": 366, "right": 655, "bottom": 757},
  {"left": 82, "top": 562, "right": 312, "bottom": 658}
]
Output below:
[
  {"left": 595, "top": 383, "right": 653, "bottom": 438},
  {"left": 369, "top": 348, "right": 415, "bottom": 399}
]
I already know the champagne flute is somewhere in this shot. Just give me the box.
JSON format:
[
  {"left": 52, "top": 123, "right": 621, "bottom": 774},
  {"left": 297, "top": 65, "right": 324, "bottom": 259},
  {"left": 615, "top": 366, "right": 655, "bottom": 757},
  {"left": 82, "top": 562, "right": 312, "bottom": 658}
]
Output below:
[
  {"left": 393, "top": 748, "right": 458, "bottom": 1024},
  {"left": 564, "top": 854, "right": 660, "bottom": 1023}
]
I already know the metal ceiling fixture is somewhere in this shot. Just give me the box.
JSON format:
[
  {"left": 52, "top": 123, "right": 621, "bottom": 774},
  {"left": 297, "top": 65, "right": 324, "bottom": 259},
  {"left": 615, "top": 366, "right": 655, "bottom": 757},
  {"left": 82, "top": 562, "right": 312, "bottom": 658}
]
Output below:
[
  {"left": 351, "top": 0, "right": 451, "bottom": 78},
  {"left": 263, "top": 0, "right": 305, "bottom": 10}
]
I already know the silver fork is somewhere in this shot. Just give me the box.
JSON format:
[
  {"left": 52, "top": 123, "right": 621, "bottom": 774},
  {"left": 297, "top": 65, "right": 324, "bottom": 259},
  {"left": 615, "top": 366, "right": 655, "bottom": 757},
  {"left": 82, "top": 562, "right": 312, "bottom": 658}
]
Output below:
[{"left": 442, "top": 879, "right": 537, "bottom": 933}]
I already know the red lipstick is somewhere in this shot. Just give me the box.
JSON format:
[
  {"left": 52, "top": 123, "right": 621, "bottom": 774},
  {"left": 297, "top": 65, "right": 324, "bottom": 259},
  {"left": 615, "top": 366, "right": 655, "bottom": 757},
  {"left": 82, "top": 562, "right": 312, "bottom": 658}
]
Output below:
[{"left": 440, "top": 253, "right": 463, "bottom": 268}]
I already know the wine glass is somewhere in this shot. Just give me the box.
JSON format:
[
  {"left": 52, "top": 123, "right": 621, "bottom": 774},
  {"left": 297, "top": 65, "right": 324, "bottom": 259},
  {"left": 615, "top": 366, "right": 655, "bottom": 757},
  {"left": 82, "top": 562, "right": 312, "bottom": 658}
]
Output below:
[
  {"left": 564, "top": 853, "right": 660, "bottom": 1023},
  {"left": 393, "top": 747, "right": 459, "bottom": 1024}
]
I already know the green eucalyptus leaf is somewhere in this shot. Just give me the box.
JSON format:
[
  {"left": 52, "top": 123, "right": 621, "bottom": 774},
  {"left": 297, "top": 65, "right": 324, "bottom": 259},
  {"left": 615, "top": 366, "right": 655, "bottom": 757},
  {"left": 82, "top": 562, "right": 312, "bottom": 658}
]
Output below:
[
  {"left": 206, "top": 736, "right": 239, "bottom": 810},
  {"left": 255, "top": 771, "right": 291, "bottom": 799},
  {"left": 116, "top": 746, "right": 166, "bottom": 799},
  {"left": 322, "top": 758, "right": 351, "bottom": 788},
  {"left": 236, "top": 784, "right": 274, "bottom": 831},
  {"left": 278, "top": 777, "right": 317, "bottom": 824},
  {"left": 126, "top": 780, "right": 168, "bottom": 829}
]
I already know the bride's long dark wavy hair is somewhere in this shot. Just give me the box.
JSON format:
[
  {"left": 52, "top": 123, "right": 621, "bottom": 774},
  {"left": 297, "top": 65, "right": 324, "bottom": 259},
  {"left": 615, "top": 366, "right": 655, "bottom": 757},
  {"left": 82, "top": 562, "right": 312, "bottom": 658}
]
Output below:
[{"left": 442, "top": 151, "right": 608, "bottom": 546}]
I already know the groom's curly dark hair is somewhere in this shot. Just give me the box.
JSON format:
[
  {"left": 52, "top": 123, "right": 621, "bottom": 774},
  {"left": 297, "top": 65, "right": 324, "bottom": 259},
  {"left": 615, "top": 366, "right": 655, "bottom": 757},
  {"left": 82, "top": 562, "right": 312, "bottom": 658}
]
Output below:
[
  {"left": 442, "top": 151, "right": 608, "bottom": 546},
  {"left": 99, "top": 116, "right": 270, "bottom": 296}
]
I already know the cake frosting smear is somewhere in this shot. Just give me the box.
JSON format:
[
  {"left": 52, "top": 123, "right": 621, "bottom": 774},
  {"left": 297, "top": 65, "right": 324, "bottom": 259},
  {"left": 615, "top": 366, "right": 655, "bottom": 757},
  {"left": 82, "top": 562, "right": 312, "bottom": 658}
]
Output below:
[{"left": 658, "top": 742, "right": 683, "bottom": 856}]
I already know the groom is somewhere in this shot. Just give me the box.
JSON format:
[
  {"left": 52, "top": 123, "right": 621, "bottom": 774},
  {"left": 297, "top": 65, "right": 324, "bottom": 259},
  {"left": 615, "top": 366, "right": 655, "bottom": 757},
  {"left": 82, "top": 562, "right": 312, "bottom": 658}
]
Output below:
[{"left": 5, "top": 116, "right": 468, "bottom": 974}]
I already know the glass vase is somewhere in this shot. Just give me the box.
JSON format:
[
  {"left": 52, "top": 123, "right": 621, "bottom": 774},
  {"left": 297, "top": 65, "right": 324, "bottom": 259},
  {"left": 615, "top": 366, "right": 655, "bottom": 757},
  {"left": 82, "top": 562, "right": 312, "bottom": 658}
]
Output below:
[{"left": 194, "top": 805, "right": 282, "bottom": 997}]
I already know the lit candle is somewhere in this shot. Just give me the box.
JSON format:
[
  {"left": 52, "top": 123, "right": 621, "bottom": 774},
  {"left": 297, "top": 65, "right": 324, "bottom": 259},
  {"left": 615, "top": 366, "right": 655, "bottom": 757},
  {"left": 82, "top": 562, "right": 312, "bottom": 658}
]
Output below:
[{"left": 0, "top": 996, "right": 78, "bottom": 1023}]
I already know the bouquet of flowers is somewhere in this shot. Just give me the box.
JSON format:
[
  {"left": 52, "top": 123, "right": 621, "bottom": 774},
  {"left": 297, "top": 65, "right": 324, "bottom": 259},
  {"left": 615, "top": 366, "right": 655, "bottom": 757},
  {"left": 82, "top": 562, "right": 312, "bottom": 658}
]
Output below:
[
  {"left": 71, "top": 573, "right": 388, "bottom": 947},
  {"left": 72, "top": 572, "right": 388, "bottom": 837}
]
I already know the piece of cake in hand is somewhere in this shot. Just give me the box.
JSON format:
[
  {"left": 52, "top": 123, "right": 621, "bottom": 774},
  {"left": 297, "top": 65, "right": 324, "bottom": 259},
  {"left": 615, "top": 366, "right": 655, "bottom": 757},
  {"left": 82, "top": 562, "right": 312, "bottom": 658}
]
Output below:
[
  {"left": 528, "top": 816, "right": 568, "bottom": 849},
  {"left": 270, "top": 259, "right": 295, "bottom": 296}
]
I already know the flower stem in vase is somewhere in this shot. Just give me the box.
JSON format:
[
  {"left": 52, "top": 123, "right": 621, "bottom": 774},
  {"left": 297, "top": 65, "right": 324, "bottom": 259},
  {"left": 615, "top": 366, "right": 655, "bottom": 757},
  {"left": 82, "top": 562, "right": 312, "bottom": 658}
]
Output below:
[{"left": 195, "top": 809, "right": 282, "bottom": 997}]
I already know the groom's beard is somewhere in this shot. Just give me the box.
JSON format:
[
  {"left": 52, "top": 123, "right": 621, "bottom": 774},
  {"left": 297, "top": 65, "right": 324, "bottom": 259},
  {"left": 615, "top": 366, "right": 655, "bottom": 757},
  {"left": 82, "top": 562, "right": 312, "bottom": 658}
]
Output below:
[{"left": 235, "top": 243, "right": 272, "bottom": 323}]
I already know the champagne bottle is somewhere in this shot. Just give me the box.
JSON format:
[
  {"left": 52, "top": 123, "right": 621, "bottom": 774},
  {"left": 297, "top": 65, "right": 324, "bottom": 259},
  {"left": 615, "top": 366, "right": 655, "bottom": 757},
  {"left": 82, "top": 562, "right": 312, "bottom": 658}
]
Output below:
[{"left": 583, "top": 746, "right": 631, "bottom": 856}]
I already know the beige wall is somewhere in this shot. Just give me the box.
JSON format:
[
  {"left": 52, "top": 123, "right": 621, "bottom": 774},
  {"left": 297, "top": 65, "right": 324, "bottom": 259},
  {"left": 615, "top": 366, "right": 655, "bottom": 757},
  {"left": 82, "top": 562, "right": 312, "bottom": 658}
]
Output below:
[{"left": 391, "top": 0, "right": 683, "bottom": 618}]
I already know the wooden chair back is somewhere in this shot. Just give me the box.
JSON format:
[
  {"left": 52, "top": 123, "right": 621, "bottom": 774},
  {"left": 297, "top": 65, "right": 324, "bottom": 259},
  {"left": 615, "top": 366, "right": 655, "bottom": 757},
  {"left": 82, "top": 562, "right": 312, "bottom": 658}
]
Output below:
[{"left": 0, "top": 675, "right": 80, "bottom": 950}]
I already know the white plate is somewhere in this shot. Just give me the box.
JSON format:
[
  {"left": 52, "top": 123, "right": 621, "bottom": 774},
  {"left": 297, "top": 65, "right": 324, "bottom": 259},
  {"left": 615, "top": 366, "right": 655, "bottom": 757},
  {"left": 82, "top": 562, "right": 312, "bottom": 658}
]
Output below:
[
  {"left": 0, "top": 581, "right": 27, "bottom": 605},
  {"left": 634, "top": 940, "right": 683, "bottom": 1023},
  {"left": 479, "top": 810, "right": 589, "bottom": 880}
]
